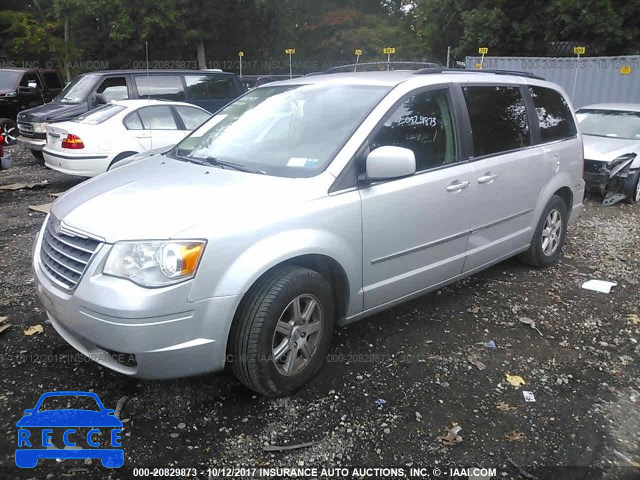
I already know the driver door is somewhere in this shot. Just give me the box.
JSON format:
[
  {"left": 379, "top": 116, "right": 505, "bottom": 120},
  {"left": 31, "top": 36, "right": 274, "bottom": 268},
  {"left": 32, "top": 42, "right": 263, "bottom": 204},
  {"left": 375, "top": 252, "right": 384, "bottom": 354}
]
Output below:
[{"left": 360, "top": 87, "right": 473, "bottom": 310}]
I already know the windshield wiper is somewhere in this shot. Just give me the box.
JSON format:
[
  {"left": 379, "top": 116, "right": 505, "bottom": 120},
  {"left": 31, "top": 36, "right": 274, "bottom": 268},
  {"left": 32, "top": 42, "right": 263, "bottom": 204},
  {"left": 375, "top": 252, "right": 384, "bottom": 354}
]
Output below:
[{"left": 198, "top": 156, "right": 265, "bottom": 174}]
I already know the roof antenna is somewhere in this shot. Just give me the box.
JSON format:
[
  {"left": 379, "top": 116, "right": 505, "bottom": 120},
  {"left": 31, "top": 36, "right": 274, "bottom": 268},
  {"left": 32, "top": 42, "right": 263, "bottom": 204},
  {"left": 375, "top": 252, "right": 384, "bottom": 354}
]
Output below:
[{"left": 145, "top": 41, "right": 152, "bottom": 150}]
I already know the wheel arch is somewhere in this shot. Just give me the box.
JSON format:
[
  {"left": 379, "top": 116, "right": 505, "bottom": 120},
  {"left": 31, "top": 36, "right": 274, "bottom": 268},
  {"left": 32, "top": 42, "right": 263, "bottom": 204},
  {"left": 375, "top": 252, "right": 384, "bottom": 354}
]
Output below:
[{"left": 107, "top": 151, "right": 138, "bottom": 170}]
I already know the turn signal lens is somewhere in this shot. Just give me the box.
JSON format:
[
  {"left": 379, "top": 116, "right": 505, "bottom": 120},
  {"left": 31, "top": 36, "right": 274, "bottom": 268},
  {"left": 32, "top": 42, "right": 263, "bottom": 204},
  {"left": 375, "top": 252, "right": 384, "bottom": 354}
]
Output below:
[{"left": 62, "top": 134, "right": 84, "bottom": 149}]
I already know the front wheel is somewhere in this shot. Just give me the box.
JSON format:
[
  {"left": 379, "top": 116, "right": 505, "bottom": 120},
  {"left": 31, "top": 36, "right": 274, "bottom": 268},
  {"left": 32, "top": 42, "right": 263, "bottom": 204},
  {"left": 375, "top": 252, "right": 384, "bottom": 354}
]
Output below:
[
  {"left": 519, "top": 195, "right": 568, "bottom": 268},
  {"left": 624, "top": 170, "right": 640, "bottom": 204},
  {"left": 228, "top": 266, "right": 335, "bottom": 397}
]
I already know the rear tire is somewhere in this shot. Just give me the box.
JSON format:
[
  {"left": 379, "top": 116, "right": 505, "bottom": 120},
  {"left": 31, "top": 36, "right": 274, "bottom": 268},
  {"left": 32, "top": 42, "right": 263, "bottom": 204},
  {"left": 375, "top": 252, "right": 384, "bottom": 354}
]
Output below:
[
  {"left": 624, "top": 170, "right": 640, "bottom": 204},
  {"left": 519, "top": 195, "right": 568, "bottom": 268},
  {"left": 31, "top": 150, "right": 45, "bottom": 165},
  {"left": 228, "top": 266, "right": 335, "bottom": 397}
]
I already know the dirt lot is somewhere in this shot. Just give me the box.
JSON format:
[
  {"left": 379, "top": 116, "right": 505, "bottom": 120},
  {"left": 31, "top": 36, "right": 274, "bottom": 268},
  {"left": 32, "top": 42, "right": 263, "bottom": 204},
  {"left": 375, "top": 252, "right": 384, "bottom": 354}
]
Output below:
[{"left": 1, "top": 145, "right": 639, "bottom": 480}]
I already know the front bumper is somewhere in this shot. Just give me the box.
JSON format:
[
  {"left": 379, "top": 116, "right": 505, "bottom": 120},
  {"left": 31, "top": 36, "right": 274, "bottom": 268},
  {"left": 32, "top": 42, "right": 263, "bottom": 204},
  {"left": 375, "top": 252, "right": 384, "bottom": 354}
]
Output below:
[
  {"left": 17, "top": 135, "right": 46, "bottom": 151},
  {"left": 32, "top": 225, "right": 239, "bottom": 379}
]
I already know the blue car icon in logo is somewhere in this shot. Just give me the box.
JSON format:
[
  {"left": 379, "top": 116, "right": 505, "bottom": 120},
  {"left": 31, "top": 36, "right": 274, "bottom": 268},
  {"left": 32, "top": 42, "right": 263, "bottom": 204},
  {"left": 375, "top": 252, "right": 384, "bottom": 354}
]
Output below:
[{"left": 16, "top": 391, "right": 123, "bottom": 468}]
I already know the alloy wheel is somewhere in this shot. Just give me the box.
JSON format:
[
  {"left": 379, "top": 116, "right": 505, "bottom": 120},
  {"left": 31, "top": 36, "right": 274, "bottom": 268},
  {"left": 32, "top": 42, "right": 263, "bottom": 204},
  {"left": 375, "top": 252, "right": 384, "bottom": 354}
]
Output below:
[
  {"left": 541, "top": 209, "right": 562, "bottom": 256},
  {"left": 271, "top": 294, "right": 323, "bottom": 376}
]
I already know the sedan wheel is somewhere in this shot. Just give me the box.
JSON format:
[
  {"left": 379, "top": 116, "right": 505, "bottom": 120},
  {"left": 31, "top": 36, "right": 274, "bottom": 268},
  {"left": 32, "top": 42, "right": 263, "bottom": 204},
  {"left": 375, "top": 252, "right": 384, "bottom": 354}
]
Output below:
[{"left": 0, "top": 119, "right": 18, "bottom": 146}]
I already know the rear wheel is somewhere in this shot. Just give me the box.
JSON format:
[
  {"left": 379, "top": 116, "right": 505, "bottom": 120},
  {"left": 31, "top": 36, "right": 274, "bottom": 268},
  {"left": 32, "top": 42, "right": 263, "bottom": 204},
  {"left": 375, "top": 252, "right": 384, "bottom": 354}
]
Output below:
[
  {"left": 228, "top": 266, "right": 335, "bottom": 397},
  {"left": 31, "top": 150, "right": 45, "bottom": 165},
  {"left": 0, "top": 119, "right": 17, "bottom": 145},
  {"left": 624, "top": 170, "right": 640, "bottom": 204},
  {"left": 519, "top": 195, "right": 568, "bottom": 268}
]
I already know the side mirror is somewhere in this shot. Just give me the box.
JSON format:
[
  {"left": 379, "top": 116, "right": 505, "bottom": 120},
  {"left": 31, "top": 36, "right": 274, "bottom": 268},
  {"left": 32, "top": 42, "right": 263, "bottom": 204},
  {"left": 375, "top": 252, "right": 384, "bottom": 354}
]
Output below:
[
  {"left": 94, "top": 93, "right": 107, "bottom": 105},
  {"left": 364, "top": 146, "right": 416, "bottom": 181}
]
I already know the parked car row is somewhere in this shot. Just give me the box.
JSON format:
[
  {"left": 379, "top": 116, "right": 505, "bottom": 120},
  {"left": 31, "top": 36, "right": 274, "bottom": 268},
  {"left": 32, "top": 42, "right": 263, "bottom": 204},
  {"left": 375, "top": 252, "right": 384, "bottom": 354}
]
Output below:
[{"left": 0, "top": 68, "right": 243, "bottom": 167}]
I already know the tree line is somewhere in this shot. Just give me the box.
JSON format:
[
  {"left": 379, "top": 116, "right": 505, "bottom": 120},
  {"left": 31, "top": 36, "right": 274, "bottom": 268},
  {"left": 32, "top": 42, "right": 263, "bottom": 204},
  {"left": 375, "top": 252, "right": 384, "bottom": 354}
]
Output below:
[{"left": 1, "top": 0, "right": 638, "bottom": 80}]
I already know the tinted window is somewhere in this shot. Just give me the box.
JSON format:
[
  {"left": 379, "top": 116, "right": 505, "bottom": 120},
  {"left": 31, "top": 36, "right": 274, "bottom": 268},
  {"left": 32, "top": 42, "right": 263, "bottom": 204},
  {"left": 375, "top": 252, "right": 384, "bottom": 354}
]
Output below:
[
  {"left": 185, "top": 75, "right": 235, "bottom": 100},
  {"left": 135, "top": 75, "right": 185, "bottom": 101},
  {"left": 20, "top": 73, "right": 40, "bottom": 88},
  {"left": 137, "top": 106, "right": 178, "bottom": 130},
  {"left": 175, "top": 106, "right": 210, "bottom": 130},
  {"left": 123, "top": 111, "right": 144, "bottom": 130},
  {"left": 370, "top": 89, "right": 457, "bottom": 171},
  {"left": 43, "top": 72, "right": 63, "bottom": 89},
  {"left": 529, "top": 87, "right": 576, "bottom": 142},
  {"left": 96, "top": 77, "right": 128, "bottom": 101},
  {"left": 0, "top": 71, "right": 21, "bottom": 90},
  {"left": 463, "top": 86, "right": 530, "bottom": 157}
]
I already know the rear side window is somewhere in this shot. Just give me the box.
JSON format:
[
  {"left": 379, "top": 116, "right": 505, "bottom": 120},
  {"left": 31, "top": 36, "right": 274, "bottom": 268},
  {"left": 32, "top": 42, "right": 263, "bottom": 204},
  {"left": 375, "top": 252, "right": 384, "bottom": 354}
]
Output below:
[
  {"left": 185, "top": 75, "right": 236, "bottom": 100},
  {"left": 370, "top": 88, "right": 458, "bottom": 172},
  {"left": 135, "top": 76, "right": 185, "bottom": 101},
  {"left": 175, "top": 106, "right": 210, "bottom": 130},
  {"left": 43, "top": 72, "right": 63, "bottom": 89},
  {"left": 463, "top": 86, "right": 530, "bottom": 157},
  {"left": 529, "top": 86, "right": 576, "bottom": 142},
  {"left": 137, "top": 105, "right": 178, "bottom": 130}
]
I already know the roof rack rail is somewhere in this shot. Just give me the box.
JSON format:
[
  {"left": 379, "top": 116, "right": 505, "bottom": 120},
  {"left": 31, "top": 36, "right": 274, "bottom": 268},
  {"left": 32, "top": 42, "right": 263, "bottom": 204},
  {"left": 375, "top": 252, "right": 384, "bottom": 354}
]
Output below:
[
  {"left": 414, "top": 67, "right": 545, "bottom": 80},
  {"left": 307, "top": 61, "right": 442, "bottom": 76}
]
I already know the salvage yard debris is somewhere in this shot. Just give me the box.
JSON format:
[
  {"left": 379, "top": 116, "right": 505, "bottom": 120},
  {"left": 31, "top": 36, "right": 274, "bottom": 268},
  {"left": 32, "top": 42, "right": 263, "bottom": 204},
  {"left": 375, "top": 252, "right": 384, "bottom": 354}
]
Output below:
[
  {"left": 467, "top": 355, "right": 486, "bottom": 370},
  {"left": 519, "top": 317, "right": 543, "bottom": 336},
  {"left": 23, "top": 324, "right": 43, "bottom": 336},
  {"left": 496, "top": 402, "right": 517, "bottom": 411},
  {"left": 28, "top": 203, "right": 52, "bottom": 214},
  {"left": 506, "top": 374, "right": 526, "bottom": 387},
  {"left": 522, "top": 391, "right": 536, "bottom": 403},
  {"left": 505, "top": 431, "right": 526, "bottom": 442},
  {"left": 581, "top": 279, "right": 617, "bottom": 293},
  {"left": 0, "top": 316, "right": 11, "bottom": 335},
  {"left": 263, "top": 441, "right": 314, "bottom": 452},
  {"left": 438, "top": 424, "right": 462, "bottom": 446},
  {"left": 627, "top": 313, "right": 640, "bottom": 325},
  {"left": 0, "top": 180, "right": 48, "bottom": 191}
]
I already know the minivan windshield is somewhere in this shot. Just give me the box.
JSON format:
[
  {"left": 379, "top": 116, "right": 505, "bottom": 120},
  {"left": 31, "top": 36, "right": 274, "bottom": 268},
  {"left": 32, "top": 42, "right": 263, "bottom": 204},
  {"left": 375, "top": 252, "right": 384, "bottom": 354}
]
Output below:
[
  {"left": 0, "top": 71, "right": 21, "bottom": 90},
  {"left": 55, "top": 74, "right": 98, "bottom": 103},
  {"left": 172, "top": 83, "right": 390, "bottom": 177},
  {"left": 577, "top": 109, "right": 640, "bottom": 140}
]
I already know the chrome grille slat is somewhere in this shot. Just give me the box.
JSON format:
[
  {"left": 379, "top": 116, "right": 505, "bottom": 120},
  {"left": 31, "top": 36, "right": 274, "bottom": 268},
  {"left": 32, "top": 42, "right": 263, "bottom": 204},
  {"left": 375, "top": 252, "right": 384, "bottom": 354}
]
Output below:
[
  {"left": 39, "top": 217, "right": 101, "bottom": 291},
  {"left": 45, "top": 222, "right": 99, "bottom": 254},
  {"left": 43, "top": 229, "right": 90, "bottom": 265},
  {"left": 41, "top": 242, "right": 84, "bottom": 275}
]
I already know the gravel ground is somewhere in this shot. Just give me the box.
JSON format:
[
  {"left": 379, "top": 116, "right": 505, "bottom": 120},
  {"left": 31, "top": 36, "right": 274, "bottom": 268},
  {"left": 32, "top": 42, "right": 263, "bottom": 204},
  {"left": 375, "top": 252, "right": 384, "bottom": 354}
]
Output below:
[{"left": 1, "top": 146, "right": 639, "bottom": 480}]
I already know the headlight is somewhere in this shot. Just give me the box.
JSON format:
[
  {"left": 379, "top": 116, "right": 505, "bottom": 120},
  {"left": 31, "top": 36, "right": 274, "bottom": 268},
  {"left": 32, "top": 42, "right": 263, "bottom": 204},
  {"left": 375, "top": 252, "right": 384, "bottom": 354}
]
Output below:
[
  {"left": 32, "top": 123, "right": 47, "bottom": 133},
  {"left": 103, "top": 240, "right": 205, "bottom": 287},
  {"left": 607, "top": 153, "right": 636, "bottom": 169}
]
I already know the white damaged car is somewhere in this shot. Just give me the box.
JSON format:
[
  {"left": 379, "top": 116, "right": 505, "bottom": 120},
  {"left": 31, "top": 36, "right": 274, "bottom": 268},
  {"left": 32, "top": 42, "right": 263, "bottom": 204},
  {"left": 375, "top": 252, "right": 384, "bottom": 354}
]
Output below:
[{"left": 577, "top": 103, "right": 640, "bottom": 205}]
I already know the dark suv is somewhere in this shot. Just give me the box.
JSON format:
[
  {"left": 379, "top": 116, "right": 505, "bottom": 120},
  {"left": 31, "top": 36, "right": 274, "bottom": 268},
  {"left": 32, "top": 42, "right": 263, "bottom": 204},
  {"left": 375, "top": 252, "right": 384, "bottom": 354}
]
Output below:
[
  {"left": 0, "top": 68, "right": 64, "bottom": 145},
  {"left": 17, "top": 69, "right": 244, "bottom": 162}
]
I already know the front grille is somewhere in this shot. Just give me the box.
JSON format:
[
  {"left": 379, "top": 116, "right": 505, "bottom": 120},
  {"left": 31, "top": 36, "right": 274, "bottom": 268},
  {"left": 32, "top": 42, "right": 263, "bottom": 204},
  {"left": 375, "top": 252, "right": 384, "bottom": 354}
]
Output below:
[
  {"left": 18, "top": 122, "right": 34, "bottom": 136},
  {"left": 39, "top": 217, "right": 101, "bottom": 290}
]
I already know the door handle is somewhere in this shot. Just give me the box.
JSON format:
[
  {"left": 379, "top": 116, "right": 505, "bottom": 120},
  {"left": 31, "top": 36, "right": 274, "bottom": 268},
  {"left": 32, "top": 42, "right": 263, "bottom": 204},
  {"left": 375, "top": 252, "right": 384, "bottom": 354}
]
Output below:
[
  {"left": 446, "top": 180, "right": 470, "bottom": 192},
  {"left": 477, "top": 172, "right": 499, "bottom": 184}
]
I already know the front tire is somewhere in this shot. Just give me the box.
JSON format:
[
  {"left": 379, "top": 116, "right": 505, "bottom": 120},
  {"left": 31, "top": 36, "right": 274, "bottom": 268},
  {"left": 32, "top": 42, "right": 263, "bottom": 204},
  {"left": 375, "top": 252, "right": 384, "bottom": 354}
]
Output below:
[
  {"left": 228, "top": 266, "right": 335, "bottom": 397},
  {"left": 624, "top": 170, "right": 640, "bottom": 204},
  {"left": 30, "top": 150, "right": 45, "bottom": 165},
  {"left": 519, "top": 195, "right": 568, "bottom": 268}
]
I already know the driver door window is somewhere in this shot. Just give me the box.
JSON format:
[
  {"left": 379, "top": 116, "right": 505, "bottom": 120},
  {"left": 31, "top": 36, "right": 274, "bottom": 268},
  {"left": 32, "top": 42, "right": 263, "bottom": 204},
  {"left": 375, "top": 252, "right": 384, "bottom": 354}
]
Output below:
[
  {"left": 96, "top": 77, "right": 128, "bottom": 102},
  {"left": 370, "top": 89, "right": 458, "bottom": 172}
]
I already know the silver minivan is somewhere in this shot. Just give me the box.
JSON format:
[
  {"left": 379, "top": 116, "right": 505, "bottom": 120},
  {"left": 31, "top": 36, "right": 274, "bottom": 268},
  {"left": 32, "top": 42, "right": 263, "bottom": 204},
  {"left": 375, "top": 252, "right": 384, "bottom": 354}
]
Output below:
[{"left": 33, "top": 70, "right": 584, "bottom": 396}]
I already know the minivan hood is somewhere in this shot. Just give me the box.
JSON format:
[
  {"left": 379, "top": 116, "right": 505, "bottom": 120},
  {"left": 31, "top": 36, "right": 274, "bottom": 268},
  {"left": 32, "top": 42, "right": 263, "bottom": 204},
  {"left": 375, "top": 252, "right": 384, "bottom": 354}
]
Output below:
[
  {"left": 17, "top": 101, "right": 88, "bottom": 123},
  {"left": 51, "top": 156, "right": 302, "bottom": 242},
  {"left": 583, "top": 135, "right": 640, "bottom": 163}
]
